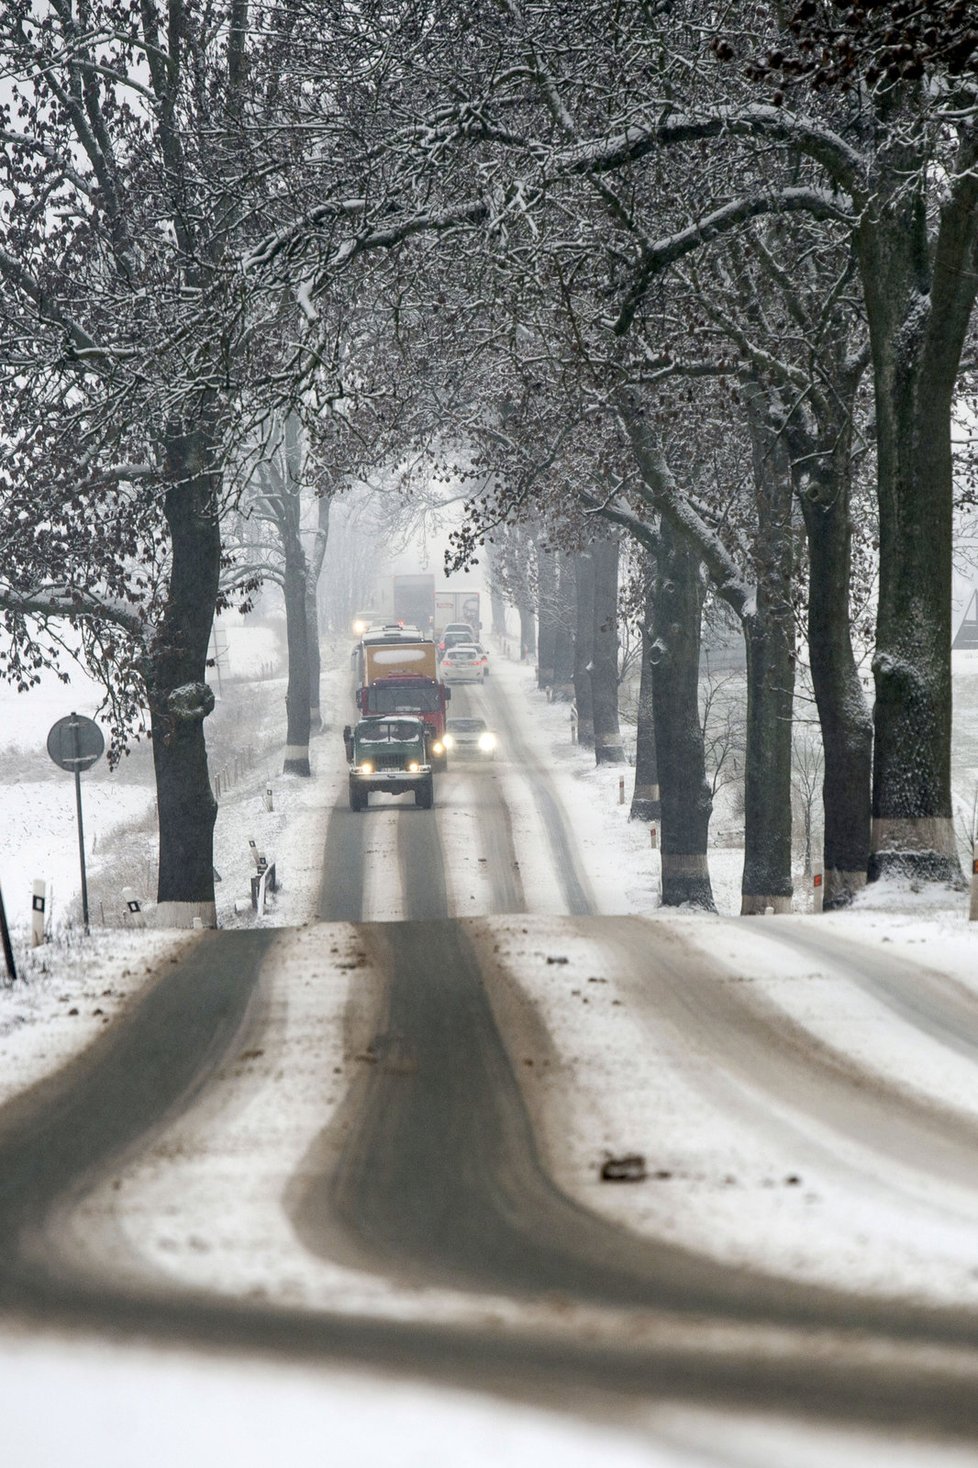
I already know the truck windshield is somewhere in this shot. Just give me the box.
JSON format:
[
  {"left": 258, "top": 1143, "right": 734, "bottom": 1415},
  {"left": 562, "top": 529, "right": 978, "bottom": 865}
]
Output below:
[
  {"left": 370, "top": 686, "right": 441, "bottom": 713},
  {"left": 359, "top": 721, "right": 420, "bottom": 743}
]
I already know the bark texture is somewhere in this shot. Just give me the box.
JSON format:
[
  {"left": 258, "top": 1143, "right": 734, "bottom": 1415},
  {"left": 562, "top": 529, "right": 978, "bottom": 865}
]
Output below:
[
  {"left": 793, "top": 421, "right": 873, "bottom": 907},
  {"left": 552, "top": 551, "right": 576, "bottom": 695},
  {"left": 857, "top": 120, "right": 977, "bottom": 886},
  {"left": 573, "top": 551, "right": 595, "bottom": 748},
  {"left": 591, "top": 535, "right": 626, "bottom": 764},
  {"left": 536, "top": 544, "right": 557, "bottom": 689},
  {"left": 631, "top": 562, "right": 660, "bottom": 821},
  {"left": 650, "top": 522, "right": 714, "bottom": 908},
  {"left": 741, "top": 388, "right": 795, "bottom": 915},
  {"left": 305, "top": 489, "right": 331, "bottom": 735},
  {"left": 148, "top": 424, "right": 221, "bottom": 925}
]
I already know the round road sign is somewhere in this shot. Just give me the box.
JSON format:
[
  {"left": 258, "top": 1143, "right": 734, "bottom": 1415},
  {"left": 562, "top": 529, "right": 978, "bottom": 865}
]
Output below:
[{"left": 47, "top": 713, "right": 105, "bottom": 773}]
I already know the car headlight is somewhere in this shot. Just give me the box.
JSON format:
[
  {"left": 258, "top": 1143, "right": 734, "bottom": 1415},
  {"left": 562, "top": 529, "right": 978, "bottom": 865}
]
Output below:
[
  {"left": 407, "top": 761, "right": 419, "bottom": 772},
  {"left": 359, "top": 760, "right": 373, "bottom": 774},
  {"left": 478, "top": 732, "right": 497, "bottom": 752},
  {"left": 352, "top": 619, "right": 368, "bottom": 636},
  {"left": 432, "top": 740, "right": 444, "bottom": 755},
  {"left": 442, "top": 733, "right": 455, "bottom": 750}
]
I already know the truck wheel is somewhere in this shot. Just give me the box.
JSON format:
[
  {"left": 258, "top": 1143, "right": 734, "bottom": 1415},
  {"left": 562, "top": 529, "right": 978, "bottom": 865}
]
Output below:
[
  {"left": 415, "top": 776, "right": 434, "bottom": 809},
  {"left": 433, "top": 751, "right": 448, "bottom": 772},
  {"left": 349, "top": 780, "right": 366, "bottom": 812}
]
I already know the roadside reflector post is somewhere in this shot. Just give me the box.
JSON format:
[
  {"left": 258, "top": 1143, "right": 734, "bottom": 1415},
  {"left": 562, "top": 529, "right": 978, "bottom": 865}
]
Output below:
[
  {"left": 618, "top": 775, "right": 625, "bottom": 805},
  {"left": 31, "top": 880, "right": 47, "bottom": 947},
  {"left": 813, "top": 864, "right": 824, "bottom": 915},
  {"left": 122, "top": 886, "right": 146, "bottom": 929},
  {"left": 649, "top": 823, "right": 658, "bottom": 849},
  {"left": 970, "top": 842, "right": 978, "bottom": 922},
  {"left": 264, "top": 786, "right": 274, "bottom": 812},
  {"left": 248, "top": 838, "right": 263, "bottom": 871},
  {"left": 570, "top": 705, "right": 578, "bottom": 744},
  {"left": 0, "top": 882, "right": 17, "bottom": 982}
]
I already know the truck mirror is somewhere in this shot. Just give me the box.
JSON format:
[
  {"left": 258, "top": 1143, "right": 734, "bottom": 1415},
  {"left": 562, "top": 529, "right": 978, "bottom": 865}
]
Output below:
[{"left": 445, "top": 686, "right": 451, "bottom": 701}]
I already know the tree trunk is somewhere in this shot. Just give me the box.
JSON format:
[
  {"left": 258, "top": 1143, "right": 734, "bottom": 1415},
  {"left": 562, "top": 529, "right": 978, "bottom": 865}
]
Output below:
[
  {"left": 573, "top": 551, "right": 595, "bottom": 747},
  {"left": 536, "top": 543, "right": 557, "bottom": 689},
  {"left": 858, "top": 146, "right": 977, "bottom": 887},
  {"left": 148, "top": 423, "right": 221, "bottom": 928},
  {"left": 650, "top": 522, "right": 714, "bottom": 907},
  {"left": 591, "top": 535, "right": 626, "bottom": 764},
  {"left": 631, "top": 560, "right": 660, "bottom": 821},
  {"left": 741, "top": 388, "right": 795, "bottom": 915},
  {"left": 283, "top": 537, "right": 311, "bottom": 775},
  {"left": 797, "top": 452, "right": 873, "bottom": 908},
  {"left": 518, "top": 597, "right": 536, "bottom": 660},
  {"left": 306, "top": 489, "right": 331, "bottom": 735},
  {"left": 552, "top": 551, "right": 576, "bottom": 696},
  {"left": 279, "top": 417, "right": 311, "bottom": 775}
]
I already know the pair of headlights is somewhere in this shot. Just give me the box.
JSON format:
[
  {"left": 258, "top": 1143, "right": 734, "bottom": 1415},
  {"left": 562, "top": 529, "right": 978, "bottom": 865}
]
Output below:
[{"left": 441, "top": 732, "right": 497, "bottom": 752}]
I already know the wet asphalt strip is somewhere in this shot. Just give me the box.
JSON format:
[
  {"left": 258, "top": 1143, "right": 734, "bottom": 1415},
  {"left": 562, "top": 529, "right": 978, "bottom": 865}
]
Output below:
[{"left": 1, "top": 923, "right": 978, "bottom": 1437}]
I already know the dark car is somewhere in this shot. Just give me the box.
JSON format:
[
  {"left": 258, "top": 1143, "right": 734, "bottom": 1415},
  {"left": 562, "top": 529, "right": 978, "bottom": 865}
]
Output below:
[{"left": 438, "top": 623, "right": 476, "bottom": 656}]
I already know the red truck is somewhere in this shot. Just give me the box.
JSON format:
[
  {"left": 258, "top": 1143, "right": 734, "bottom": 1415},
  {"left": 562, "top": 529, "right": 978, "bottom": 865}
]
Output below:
[{"left": 356, "top": 637, "right": 451, "bottom": 769}]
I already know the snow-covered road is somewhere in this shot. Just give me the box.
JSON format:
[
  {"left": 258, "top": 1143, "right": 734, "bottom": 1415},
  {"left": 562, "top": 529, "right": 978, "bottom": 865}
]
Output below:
[{"left": 3, "top": 649, "right": 978, "bottom": 1464}]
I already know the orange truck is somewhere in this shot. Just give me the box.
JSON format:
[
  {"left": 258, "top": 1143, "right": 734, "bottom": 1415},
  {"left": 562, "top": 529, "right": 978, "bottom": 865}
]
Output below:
[{"left": 356, "top": 637, "right": 451, "bottom": 768}]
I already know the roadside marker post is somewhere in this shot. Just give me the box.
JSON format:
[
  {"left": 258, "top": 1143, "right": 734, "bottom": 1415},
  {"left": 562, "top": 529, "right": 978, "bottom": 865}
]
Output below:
[
  {"left": 618, "top": 776, "right": 625, "bottom": 805},
  {"left": 813, "top": 865, "right": 824, "bottom": 915},
  {"left": 970, "top": 842, "right": 978, "bottom": 923},
  {"left": 31, "top": 880, "right": 47, "bottom": 947},
  {"left": 122, "top": 886, "right": 146, "bottom": 929}
]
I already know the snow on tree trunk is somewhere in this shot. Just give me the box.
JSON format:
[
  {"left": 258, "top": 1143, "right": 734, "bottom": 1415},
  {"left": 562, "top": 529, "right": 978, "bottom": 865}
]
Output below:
[
  {"left": 741, "top": 388, "right": 795, "bottom": 915},
  {"left": 573, "top": 550, "right": 595, "bottom": 748},
  {"left": 149, "top": 426, "right": 221, "bottom": 928},
  {"left": 650, "top": 523, "right": 714, "bottom": 908},
  {"left": 591, "top": 535, "right": 626, "bottom": 765},
  {"left": 859, "top": 187, "right": 973, "bottom": 887},
  {"left": 631, "top": 562, "right": 660, "bottom": 822}
]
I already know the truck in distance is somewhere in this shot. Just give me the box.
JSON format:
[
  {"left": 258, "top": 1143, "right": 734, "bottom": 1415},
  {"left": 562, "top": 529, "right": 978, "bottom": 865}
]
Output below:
[{"left": 343, "top": 716, "right": 434, "bottom": 810}]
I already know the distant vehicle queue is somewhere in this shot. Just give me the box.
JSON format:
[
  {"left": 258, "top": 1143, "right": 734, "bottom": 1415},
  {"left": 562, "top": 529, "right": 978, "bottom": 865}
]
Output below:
[{"left": 345, "top": 613, "right": 498, "bottom": 807}]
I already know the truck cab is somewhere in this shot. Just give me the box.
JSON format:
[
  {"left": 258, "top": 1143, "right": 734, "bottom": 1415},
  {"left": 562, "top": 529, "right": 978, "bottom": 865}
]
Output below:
[{"left": 344, "top": 716, "right": 435, "bottom": 811}]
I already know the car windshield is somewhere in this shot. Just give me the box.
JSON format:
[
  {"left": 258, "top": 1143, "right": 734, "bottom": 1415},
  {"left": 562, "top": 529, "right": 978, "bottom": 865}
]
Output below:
[
  {"left": 359, "top": 720, "right": 420, "bottom": 744},
  {"left": 447, "top": 719, "right": 486, "bottom": 734}
]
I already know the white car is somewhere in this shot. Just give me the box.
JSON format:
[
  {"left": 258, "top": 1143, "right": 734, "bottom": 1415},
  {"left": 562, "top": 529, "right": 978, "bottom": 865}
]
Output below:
[
  {"left": 440, "top": 643, "right": 487, "bottom": 683},
  {"left": 443, "top": 717, "right": 498, "bottom": 759}
]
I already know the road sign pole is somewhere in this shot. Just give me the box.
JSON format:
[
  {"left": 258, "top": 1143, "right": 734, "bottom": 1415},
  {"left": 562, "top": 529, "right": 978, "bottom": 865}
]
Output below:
[
  {"left": 0, "top": 882, "right": 17, "bottom": 983},
  {"left": 70, "top": 716, "right": 91, "bottom": 935}
]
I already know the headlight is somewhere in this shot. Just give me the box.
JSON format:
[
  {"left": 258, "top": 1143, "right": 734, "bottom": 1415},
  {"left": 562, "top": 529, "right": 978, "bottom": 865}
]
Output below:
[
  {"left": 478, "top": 732, "right": 497, "bottom": 752},
  {"left": 442, "top": 733, "right": 455, "bottom": 750},
  {"left": 352, "top": 618, "right": 368, "bottom": 636},
  {"left": 359, "top": 760, "right": 373, "bottom": 774},
  {"left": 432, "top": 741, "right": 444, "bottom": 755},
  {"left": 407, "top": 761, "right": 419, "bottom": 772}
]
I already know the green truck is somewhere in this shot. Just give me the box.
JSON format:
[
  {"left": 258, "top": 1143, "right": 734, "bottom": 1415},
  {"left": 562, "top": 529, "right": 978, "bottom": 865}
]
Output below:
[{"left": 343, "top": 715, "right": 435, "bottom": 811}]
